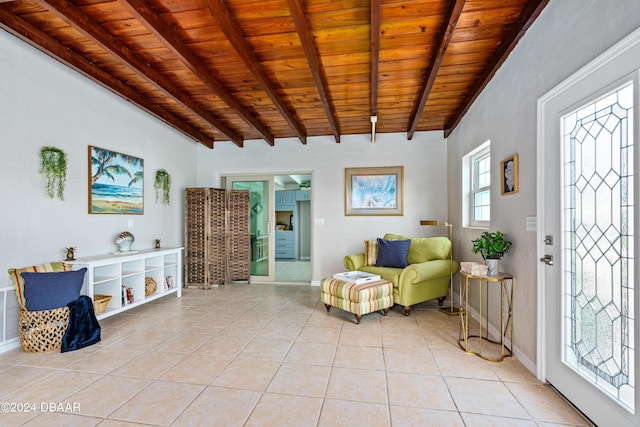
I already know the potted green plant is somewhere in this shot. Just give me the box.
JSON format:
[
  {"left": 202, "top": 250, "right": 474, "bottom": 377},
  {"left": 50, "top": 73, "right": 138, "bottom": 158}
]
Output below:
[
  {"left": 39, "top": 146, "right": 67, "bottom": 200},
  {"left": 154, "top": 169, "right": 171, "bottom": 205},
  {"left": 471, "top": 231, "right": 512, "bottom": 275}
]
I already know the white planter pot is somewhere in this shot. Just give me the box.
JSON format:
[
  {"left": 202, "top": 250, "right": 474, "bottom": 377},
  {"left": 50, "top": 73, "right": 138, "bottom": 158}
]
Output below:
[{"left": 486, "top": 259, "right": 499, "bottom": 275}]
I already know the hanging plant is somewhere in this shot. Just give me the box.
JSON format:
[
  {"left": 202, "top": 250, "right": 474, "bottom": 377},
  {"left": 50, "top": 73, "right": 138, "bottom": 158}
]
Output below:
[
  {"left": 154, "top": 169, "right": 172, "bottom": 205},
  {"left": 39, "top": 146, "right": 68, "bottom": 200}
]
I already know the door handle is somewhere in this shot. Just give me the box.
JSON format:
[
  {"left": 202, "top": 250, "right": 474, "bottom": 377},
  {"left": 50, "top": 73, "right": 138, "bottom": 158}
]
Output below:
[{"left": 540, "top": 255, "right": 554, "bottom": 265}]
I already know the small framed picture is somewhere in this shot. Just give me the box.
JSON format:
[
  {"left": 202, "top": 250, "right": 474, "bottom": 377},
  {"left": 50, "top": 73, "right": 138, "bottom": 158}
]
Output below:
[{"left": 500, "top": 154, "right": 519, "bottom": 195}]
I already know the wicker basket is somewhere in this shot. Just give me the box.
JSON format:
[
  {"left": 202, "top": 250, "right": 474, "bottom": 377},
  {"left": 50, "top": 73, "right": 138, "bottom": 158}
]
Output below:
[
  {"left": 145, "top": 277, "right": 157, "bottom": 296},
  {"left": 93, "top": 294, "right": 112, "bottom": 314},
  {"left": 18, "top": 305, "right": 70, "bottom": 353}
]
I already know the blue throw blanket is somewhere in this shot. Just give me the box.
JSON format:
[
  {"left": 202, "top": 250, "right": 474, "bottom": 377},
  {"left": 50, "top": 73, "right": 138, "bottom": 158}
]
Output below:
[{"left": 61, "top": 295, "right": 101, "bottom": 352}]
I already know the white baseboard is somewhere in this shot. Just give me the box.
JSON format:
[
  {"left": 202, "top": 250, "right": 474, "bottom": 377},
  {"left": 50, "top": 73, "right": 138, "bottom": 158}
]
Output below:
[{"left": 0, "top": 338, "right": 20, "bottom": 354}]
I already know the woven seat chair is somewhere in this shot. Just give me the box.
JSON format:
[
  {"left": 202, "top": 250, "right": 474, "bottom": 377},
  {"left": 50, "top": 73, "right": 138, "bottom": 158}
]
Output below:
[{"left": 18, "top": 305, "right": 70, "bottom": 353}]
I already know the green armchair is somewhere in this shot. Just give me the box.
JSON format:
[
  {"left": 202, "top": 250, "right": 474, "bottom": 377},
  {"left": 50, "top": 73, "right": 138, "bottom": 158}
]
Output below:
[{"left": 343, "top": 233, "right": 459, "bottom": 316}]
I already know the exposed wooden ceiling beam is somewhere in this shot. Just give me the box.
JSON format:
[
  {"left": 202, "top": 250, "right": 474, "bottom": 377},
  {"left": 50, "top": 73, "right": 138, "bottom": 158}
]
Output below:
[
  {"left": 287, "top": 0, "right": 340, "bottom": 143},
  {"left": 444, "top": 0, "right": 550, "bottom": 138},
  {"left": 122, "top": 0, "right": 274, "bottom": 146},
  {"left": 36, "top": 0, "right": 243, "bottom": 148},
  {"left": 2, "top": 0, "right": 546, "bottom": 144},
  {"left": 0, "top": 5, "right": 213, "bottom": 147},
  {"left": 407, "top": 0, "right": 466, "bottom": 140},
  {"left": 202, "top": 0, "right": 307, "bottom": 145},
  {"left": 370, "top": 0, "right": 381, "bottom": 118}
]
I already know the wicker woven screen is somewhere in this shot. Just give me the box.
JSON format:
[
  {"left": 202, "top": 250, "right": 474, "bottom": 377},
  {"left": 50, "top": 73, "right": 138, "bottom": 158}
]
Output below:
[
  {"left": 226, "top": 190, "right": 251, "bottom": 282},
  {"left": 185, "top": 188, "right": 250, "bottom": 288}
]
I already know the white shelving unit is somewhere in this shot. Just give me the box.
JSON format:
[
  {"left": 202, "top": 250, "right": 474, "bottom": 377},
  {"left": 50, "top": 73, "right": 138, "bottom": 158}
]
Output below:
[{"left": 68, "top": 247, "right": 182, "bottom": 320}]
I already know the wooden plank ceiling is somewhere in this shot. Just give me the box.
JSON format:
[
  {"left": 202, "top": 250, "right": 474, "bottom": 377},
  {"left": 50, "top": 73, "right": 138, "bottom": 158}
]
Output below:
[{"left": 0, "top": 0, "right": 548, "bottom": 148}]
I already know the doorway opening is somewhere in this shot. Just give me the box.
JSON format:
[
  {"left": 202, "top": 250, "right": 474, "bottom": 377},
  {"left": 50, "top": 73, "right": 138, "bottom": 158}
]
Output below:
[
  {"left": 274, "top": 174, "right": 312, "bottom": 283},
  {"left": 225, "top": 173, "right": 312, "bottom": 284}
]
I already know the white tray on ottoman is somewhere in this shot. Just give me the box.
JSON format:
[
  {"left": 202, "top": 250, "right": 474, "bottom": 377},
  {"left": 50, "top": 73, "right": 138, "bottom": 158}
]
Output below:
[{"left": 332, "top": 271, "right": 381, "bottom": 284}]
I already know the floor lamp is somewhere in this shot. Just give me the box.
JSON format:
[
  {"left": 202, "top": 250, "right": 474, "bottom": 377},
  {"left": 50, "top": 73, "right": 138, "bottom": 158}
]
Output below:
[{"left": 420, "top": 220, "right": 461, "bottom": 315}]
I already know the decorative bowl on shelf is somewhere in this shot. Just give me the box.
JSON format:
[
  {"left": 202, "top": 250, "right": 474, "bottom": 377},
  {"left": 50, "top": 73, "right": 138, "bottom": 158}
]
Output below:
[{"left": 115, "top": 231, "right": 135, "bottom": 252}]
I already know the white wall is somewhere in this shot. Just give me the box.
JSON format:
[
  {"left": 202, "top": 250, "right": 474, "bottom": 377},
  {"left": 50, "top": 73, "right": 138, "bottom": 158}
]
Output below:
[
  {"left": 0, "top": 31, "right": 197, "bottom": 293},
  {"left": 196, "top": 132, "right": 449, "bottom": 283},
  {"left": 447, "top": 0, "right": 640, "bottom": 366}
]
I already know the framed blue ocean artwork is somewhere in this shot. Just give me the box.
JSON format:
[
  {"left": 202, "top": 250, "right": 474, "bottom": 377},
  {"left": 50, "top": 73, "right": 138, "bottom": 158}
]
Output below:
[
  {"left": 88, "top": 146, "right": 144, "bottom": 214},
  {"left": 345, "top": 166, "right": 404, "bottom": 216}
]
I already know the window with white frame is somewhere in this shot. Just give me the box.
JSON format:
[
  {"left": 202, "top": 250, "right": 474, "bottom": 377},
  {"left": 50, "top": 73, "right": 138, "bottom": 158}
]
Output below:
[{"left": 463, "top": 141, "right": 490, "bottom": 228}]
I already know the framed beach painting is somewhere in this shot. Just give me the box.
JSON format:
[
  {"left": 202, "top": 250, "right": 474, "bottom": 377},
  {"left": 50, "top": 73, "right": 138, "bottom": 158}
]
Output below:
[
  {"left": 88, "top": 146, "right": 144, "bottom": 214},
  {"left": 345, "top": 166, "right": 404, "bottom": 216}
]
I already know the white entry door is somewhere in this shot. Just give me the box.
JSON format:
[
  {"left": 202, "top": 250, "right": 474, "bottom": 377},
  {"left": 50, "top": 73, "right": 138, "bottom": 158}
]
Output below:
[{"left": 538, "top": 30, "right": 640, "bottom": 426}]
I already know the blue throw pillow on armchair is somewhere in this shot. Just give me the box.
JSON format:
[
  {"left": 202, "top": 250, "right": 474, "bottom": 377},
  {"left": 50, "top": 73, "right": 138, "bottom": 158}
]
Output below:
[
  {"left": 375, "top": 238, "right": 410, "bottom": 268},
  {"left": 21, "top": 268, "right": 87, "bottom": 311}
]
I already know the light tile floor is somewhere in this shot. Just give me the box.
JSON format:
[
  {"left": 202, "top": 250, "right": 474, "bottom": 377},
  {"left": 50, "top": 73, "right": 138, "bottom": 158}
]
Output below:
[
  {"left": 0, "top": 284, "right": 590, "bottom": 426},
  {"left": 275, "top": 260, "right": 311, "bottom": 283}
]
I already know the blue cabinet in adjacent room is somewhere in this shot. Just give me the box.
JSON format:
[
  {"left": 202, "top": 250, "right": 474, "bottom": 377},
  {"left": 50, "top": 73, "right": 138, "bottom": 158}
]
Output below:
[
  {"left": 275, "top": 190, "right": 296, "bottom": 210},
  {"left": 295, "top": 190, "right": 311, "bottom": 201},
  {"left": 275, "top": 231, "right": 295, "bottom": 259}
]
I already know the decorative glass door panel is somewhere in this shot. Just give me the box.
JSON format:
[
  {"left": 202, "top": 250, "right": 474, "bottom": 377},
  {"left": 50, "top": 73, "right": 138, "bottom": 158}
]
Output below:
[{"left": 561, "top": 82, "right": 634, "bottom": 410}]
